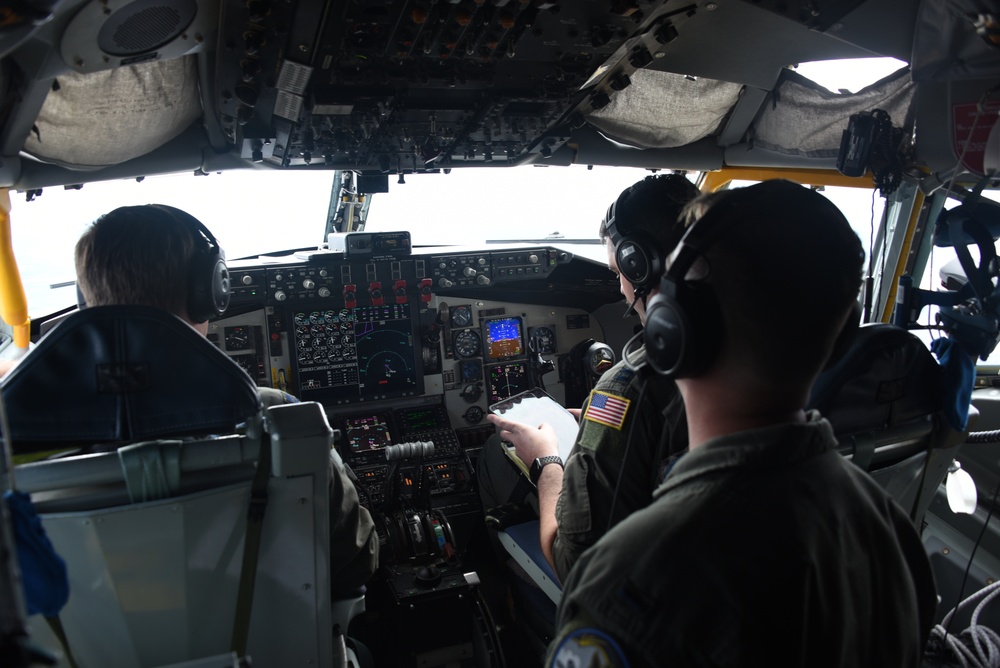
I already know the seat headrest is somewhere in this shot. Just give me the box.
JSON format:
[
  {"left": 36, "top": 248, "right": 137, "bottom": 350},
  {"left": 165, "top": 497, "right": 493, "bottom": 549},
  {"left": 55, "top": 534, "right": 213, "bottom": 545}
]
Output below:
[
  {"left": 1, "top": 305, "right": 261, "bottom": 450},
  {"left": 808, "top": 324, "right": 944, "bottom": 435}
]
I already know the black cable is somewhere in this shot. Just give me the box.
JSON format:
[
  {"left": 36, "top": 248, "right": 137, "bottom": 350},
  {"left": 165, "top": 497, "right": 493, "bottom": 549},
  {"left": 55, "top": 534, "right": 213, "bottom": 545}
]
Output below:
[{"left": 945, "top": 472, "right": 1000, "bottom": 637}]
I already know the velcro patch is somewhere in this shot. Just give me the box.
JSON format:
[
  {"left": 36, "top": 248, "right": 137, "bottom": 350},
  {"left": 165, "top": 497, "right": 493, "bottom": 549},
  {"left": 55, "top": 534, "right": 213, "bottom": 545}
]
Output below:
[
  {"left": 551, "top": 628, "right": 630, "bottom": 668},
  {"left": 585, "top": 391, "right": 631, "bottom": 430}
]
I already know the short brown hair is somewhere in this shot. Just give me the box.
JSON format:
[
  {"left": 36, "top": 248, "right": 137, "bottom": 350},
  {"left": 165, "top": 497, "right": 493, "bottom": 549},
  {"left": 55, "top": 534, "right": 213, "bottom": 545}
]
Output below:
[
  {"left": 75, "top": 205, "right": 201, "bottom": 319},
  {"left": 686, "top": 180, "right": 864, "bottom": 390}
]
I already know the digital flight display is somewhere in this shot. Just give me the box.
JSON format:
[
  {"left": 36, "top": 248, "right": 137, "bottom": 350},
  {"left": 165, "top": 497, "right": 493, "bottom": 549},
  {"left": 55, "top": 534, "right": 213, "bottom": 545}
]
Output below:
[
  {"left": 345, "top": 414, "right": 392, "bottom": 453},
  {"left": 397, "top": 406, "right": 448, "bottom": 433},
  {"left": 483, "top": 317, "right": 523, "bottom": 360},
  {"left": 486, "top": 361, "right": 528, "bottom": 404},
  {"left": 291, "top": 303, "right": 423, "bottom": 405}
]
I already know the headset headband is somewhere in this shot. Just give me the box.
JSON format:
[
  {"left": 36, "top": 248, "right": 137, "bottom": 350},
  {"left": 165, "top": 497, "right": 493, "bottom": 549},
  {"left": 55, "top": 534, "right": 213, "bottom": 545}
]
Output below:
[{"left": 150, "top": 204, "right": 224, "bottom": 259}]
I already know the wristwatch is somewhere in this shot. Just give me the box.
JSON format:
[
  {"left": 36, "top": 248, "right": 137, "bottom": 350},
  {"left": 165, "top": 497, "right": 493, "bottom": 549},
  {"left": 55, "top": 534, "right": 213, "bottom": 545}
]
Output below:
[{"left": 529, "top": 455, "right": 564, "bottom": 486}]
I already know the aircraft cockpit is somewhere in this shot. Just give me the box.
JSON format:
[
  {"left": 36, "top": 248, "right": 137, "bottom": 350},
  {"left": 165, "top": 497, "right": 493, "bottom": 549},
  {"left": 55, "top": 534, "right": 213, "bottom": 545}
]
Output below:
[{"left": 1, "top": 0, "right": 1000, "bottom": 666}]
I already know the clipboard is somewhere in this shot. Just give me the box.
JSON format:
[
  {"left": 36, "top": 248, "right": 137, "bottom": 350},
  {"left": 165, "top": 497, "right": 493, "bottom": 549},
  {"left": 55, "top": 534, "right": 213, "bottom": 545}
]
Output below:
[{"left": 489, "top": 388, "right": 578, "bottom": 477}]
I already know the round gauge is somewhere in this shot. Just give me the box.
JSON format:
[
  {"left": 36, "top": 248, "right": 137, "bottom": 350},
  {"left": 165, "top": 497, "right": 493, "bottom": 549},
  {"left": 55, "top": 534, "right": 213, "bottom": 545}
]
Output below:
[
  {"left": 225, "top": 327, "right": 250, "bottom": 351},
  {"left": 339, "top": 309, "right": 352, "bottom": 321},
  {"left": 311, "top": 336, "right": 327, "bottom": 348},
  {"left": 298, "top": 352, "right": 312, "bottom": 365},
  {"left": 341, "top": 334, "right": 353, "bottom": 346},
  {"left": 313, "top": 349, "right": 326, "bottom": 360},
  {"left": 293, "top": 313, "right": 309, "bottom": 327},
  {"left": 310, "top": 323, "right": 326, "bottom": 335},
  {"left": 587, "top": 344, "right": 616, "bottom": 376},
  {"left": 309, "top": 311, "right": 324, "bottom": 325},
  {"left": 453, "top": 329, "right": 482, "bottom": 359},
  {"left": 295, "top": 325, "right": 310, "bottom": 338},
  {"left": 530, "top": 326, "right": 557, "bottom": 354},
  {"left": 463, "top": 405, "right": 485, "bottom": 424},
  {"left": 460, "top": 383, "right": 483, "bottom": 403},
  {"left": 451, "top": 305, "right": 473, "bottom": 328},
  {"left": 343, "top": 346, "right": 357, "bottom": 359},
  {"left": 297, "top": 337, "right": 311, "bottom": 350}
]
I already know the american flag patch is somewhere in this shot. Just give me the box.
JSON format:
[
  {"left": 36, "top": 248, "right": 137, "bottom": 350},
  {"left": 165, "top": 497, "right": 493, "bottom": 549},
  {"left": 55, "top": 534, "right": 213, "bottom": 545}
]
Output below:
[{"left": 585, "top": 391, "right": 631, "bottom": 430}]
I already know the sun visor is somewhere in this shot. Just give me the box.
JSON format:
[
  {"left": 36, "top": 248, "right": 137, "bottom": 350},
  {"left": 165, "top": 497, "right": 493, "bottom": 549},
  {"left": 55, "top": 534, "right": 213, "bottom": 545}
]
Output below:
[
  {"left": 586, "top": 69, "right": 743, "bottom": 149},
  {"left": 22, "top": 56, "right": 202, "bottom": 170},
  {"left": 743, "top": 67, "right": 914, "bottom": 162}
]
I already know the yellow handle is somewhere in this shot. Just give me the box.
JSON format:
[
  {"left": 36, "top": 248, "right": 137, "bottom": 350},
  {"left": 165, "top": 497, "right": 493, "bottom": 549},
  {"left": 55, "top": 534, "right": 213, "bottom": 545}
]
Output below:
[{"left": 0, "top": 189, "right": 30, "bottom": 349}]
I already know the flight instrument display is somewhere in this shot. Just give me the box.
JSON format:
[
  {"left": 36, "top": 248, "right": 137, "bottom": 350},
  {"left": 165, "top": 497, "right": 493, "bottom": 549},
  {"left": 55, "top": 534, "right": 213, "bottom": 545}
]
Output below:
[{"left": 291, "top": 303, "right": 423, "bottom": 405}]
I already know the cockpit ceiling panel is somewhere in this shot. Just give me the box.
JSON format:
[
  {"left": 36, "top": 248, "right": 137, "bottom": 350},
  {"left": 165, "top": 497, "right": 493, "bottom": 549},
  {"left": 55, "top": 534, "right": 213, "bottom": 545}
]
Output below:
[
  {"left": 587, "top": 70, "right": 743, "bottom": 149},
  {"left": 23, "top": 57, "right": 201, "bottom": 169}
]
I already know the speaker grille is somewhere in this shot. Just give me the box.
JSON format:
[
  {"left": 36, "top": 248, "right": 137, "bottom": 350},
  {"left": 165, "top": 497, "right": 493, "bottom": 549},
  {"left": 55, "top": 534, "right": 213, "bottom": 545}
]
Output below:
[{"left": 97, "top": 0, "right": 197, "bottom": 57}]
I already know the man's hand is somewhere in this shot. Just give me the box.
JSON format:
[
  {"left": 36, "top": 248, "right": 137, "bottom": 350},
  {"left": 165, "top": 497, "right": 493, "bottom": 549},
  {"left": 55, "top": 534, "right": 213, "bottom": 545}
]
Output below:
[{"left": 487, "top": 413, "right": 560, "bottom": 464}]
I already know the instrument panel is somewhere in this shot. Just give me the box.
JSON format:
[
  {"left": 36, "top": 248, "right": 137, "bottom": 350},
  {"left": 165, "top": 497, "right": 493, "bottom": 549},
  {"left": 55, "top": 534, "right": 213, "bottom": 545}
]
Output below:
[{"left": 208, "top": 240, "right": 611, "bottom": 513}]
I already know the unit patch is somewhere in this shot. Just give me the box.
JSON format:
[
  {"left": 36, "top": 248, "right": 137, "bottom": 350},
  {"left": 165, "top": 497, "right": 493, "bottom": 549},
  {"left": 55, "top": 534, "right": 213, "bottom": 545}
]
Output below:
[
  {"left": 585, "top": 391, "right": 630, "bottom": 430},
  {"left": 551, "top": 628, "right": 630, "bottom": 668}
]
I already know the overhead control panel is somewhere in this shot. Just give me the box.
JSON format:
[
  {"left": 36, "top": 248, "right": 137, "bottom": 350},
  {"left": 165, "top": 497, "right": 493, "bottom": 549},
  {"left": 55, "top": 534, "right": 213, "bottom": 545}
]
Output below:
[{"left": 213, "top": 0, "right": 659, "bottom": 172}]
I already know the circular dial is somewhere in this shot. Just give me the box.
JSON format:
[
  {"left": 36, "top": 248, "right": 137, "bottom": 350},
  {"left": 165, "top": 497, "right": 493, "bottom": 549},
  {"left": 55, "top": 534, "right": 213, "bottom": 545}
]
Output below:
[
  {"left": 225, "top": 327, "right": 251, "bottom": 351},
  {"left": 587, "top": 344, "right": 616, "bottom": 376},
  {"left": 460, "top": 384, "right": 483, "bottom": 403},
  {"left": 451, "top": 305, "right": 473, "bottom": 328},
  {"left": 463, "top": 406, "right": 485, "bottom": 424},
  {"left": 453, "top": 329, "right": 482, "bottom": 359},
  {"left": 530, "top": 326, "right": 557, "bottom": 354}
]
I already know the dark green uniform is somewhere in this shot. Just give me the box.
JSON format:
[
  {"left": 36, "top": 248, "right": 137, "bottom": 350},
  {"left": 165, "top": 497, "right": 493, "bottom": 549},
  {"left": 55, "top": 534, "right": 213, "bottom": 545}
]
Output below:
[
  {"left": 552, "top": 345, "right": 685, "bottom": 581},
  {"left": 549, "top": 415, "right": 937, "bottom": 668}
]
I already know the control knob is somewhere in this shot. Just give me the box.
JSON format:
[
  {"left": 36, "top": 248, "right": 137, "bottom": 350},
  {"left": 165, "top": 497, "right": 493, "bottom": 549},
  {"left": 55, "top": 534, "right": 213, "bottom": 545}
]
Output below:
[
  {"left": 303, "top": 278, "right": 316, "bottom": 289},
  {"left": 318, "top": 287, "right": 331, "bottom": 298},
  {"left": 274, "top": 290, "right": 287, "bottom": 302},
  {"left": 439, "top": 277, "right": 454, "bottom": 288},
  {"left": 528, "top": 253, "right": 539, "bottom": 264},
  {"left": 476, "top": 275, "right": 491, "bottom": 286},
  {"left": 241, "top": 274, "right": 253, "bottom": 285},
  {"left": 463, "top": 267, "right": 477, "bottom": 278}
]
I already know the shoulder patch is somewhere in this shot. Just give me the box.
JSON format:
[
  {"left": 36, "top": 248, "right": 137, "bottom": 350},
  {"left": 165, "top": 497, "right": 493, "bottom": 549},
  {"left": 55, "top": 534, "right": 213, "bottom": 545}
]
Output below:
[
  {"left": 585, "top": 391, "right": 631, "bottom": 430},
  {"left": 612, "top": 366, "right": 635, "bottom": 385},
  {"left": 551, "top": 628, "right": 630, "bottom": 668}
]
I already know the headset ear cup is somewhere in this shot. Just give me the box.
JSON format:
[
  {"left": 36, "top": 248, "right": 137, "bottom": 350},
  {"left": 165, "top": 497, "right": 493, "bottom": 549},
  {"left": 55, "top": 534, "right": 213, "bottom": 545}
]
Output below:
[
  {"left": 615, "top": 230, "right": 664, "bottom": 292},
  {"left": 645, "top": 280, "right": 724, "bottom": 378},
  {"left": 187, "top": 252, "right": 230, "bottom": 322}
]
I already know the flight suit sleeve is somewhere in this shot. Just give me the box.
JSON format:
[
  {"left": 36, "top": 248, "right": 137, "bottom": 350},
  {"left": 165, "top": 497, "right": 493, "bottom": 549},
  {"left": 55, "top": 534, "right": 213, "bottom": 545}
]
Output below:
[
  {"left": 551, "top": 364, "right": 683, "bottom": 582},
  {"left": 328, "top": 448, "right": 380, "bottom": 597}
]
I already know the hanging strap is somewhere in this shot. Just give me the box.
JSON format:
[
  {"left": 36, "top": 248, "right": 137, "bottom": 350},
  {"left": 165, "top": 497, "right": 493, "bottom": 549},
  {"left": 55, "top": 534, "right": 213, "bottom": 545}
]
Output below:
[
  {"left": 230, "top": 437, "right": 272, "bottom": 658},
  {"left": 44, "top": 615, "right": 79, "bottom": 668}
]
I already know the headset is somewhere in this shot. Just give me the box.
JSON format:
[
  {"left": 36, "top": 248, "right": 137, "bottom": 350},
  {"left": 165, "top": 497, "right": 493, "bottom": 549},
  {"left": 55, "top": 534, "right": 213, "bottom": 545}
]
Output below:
[
  {"left": 643, "top": 191, "right": 860, "bottom": 378},
  {"left": 151, "top": 204, "right": 231, "bottom": 322},
  {"left": 75, "top": 205, "right": 230, "bottom": 321},
  {"left": 604, "top": 188, "right": 672, "bottom": 297}
]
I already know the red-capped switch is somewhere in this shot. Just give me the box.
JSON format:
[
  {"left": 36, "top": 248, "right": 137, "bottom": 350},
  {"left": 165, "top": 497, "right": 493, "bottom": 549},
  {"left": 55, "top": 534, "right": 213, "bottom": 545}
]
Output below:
[
  {"left": 343, "top": 284, "right": 357, "bottom": 309},
  {"left": 394, "top": 280, "right": 408, "bottom": 304},
  {"left": 419, "top": 278, "right": 433, "bottom": 303},
  {"left": 369, "top": 281, "right": 384, "bottom": 306}
]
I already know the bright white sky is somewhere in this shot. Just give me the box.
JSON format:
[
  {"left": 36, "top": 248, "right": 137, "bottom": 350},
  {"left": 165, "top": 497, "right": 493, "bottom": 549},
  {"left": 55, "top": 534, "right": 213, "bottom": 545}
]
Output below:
[{"left": 7, "top": 57, "right": 909, "bottom": 318}]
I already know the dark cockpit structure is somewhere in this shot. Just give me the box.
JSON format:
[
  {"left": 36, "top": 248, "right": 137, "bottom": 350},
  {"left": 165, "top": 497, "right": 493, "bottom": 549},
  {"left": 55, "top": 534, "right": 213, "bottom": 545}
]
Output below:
[{"left": 1, "top": 0, "right": 1000, "bottom": 667}]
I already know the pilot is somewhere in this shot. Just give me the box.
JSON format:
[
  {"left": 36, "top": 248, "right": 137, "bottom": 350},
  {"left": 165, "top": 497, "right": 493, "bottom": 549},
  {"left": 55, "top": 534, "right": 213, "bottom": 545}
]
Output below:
[
  {"left": 547, "top": 181, "right": 937, "bottom": 667},
  {"left": 481, "top": 173, "right": 699, "bottom": 580},
  {"left": 74, "top": 204, "right": 379, "bottom": 597}
]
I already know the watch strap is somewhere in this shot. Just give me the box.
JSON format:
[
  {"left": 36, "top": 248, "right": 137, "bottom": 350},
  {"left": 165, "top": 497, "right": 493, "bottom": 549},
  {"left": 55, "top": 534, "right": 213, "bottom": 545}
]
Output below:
[{"left": 530, "top": 455, "right": 564, "bottom": 485}]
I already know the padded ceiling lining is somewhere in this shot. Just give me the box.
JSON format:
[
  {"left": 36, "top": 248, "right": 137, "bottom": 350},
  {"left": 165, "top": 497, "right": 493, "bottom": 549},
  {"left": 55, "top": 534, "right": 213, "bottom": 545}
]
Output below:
[{"left": 22, "top": 56, "right": 201, "bottom": 170}]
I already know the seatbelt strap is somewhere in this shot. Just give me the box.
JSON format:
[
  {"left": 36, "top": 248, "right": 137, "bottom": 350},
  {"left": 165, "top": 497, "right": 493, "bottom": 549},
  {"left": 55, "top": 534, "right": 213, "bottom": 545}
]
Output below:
[
  {"left": 44, "top": 615, "right": 79, "bottom": 668},
  {"left": 230, "top": 436, "right": 272, "bottom": 658}
]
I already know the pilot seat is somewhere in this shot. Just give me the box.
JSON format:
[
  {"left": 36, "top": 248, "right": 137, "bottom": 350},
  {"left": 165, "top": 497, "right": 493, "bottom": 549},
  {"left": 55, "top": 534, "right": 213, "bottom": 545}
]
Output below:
[{"left": 1, "top": 305, "right": 359, "bottom": 668}]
